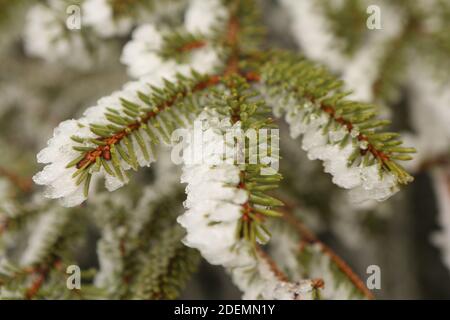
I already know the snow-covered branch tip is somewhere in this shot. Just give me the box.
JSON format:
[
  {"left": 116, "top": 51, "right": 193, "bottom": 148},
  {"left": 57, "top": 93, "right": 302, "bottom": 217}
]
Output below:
[
  {"left": 258, "top": 50, "right": 415, "bottom": 204},
  {"left": 33, "top": 72, "right": 220, "bottom": 207}
]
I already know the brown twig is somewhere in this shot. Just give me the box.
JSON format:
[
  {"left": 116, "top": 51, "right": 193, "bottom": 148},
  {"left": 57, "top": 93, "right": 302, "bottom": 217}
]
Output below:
[
  {"left": 221, "top": 1, "right": 328, "bottom": 297},
  {"left": 177, "top": 40, "right": 207, "bottom": 52},
  {"left": 0, "top": 166, "right": 32, "bottom": 193},
  {"left": 255, "top": 246, "right": 325, "bottom": 294},
  {"left": 418, "top": 153, "right": 450, "bottom": 173},
  {"left": 224, "top": 1, "right": 240, "bottom": 76},
  {"left": 24, "top": 258, "right": 63, "bottom": 299},
  {"left": 77, "top": 0, "right": 262, "bottom": 171},
  {"left": 280, "top": 198, "right": 375, "bottom": 300}
]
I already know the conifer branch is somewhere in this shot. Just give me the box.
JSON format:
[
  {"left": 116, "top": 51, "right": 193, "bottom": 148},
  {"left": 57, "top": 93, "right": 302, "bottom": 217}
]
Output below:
[
  {"left": 258, "top": 50, "right": 415, "bottom": 185},
  {"left": 281, "top": 208, "right": 374, "bottom": 300},
  {"left": 73, "top": 74, "right": 220, "bottom": 171}
]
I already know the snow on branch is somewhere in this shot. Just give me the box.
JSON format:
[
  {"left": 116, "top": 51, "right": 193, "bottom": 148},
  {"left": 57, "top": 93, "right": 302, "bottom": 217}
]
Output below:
[
  {"left": 33, "top": 71, "right": 218, "bottom": 207},
  {"left": 258, "top": 50, "right": 415, "bottom": 204},
  {"left": 178, "top": 109, "right": 320, "bottom": 299}
]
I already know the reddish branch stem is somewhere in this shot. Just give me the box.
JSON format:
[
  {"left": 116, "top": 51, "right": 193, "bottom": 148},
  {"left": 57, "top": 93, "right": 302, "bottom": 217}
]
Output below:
[
  {"left": 25, "top": 271, "right": 46, "bottom": 300},
  {"left": 24, "top": 259, "right": 63, "bottom": 299},
  {"left": 178, "top": 40, "right": 207, "bottom": 52},
  {"left": 280, "top": 199, "right": 374, "bottom": 300},
  {"left": 255, "top": 246, "right": 288, "bottom": 282},
  {"left": 222, "top": 0, "right": 241, "bottom": 75},
  {"left": 419, "top": 154, "right": 449, "bottom": 172},
  {"left": 315, "top": 99, "right": 390, "bottom": 165},
  {"left": 256, "top": 246, "right": 325, "bottom": 292},
  {"left": 75, "top": 71, "right": 261, "bottom": 170},
  {"left": 0, "top": 167, "right": 32, "bottom": 193}
]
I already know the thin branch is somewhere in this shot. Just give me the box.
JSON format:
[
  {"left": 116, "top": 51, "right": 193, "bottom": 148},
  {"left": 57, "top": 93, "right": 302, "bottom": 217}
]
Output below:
[
  {"left": 280, "top": 198, "right": 374, "bottom": 300},
  {"left": 75, "top": 75, "right": 221, "bottom": 169},
  {"left": 255, "top": 245, "right": 288, "bottom": 282},
  {"left": 418, "top": 153, "right": 449, "bottom": 172},
  {"left": 24, "top": 258, "right": 62, "bottom": 299},
  {"left": 177, "top": 40, "right": 207, "bottom": 52},
  {"left": 255, "top": 246, "right": 325, "bottom": 293},
  {"left": 25, "top": 268, "right": 47, "bottom": 300},
  {"left": 0, "top": 166, "right": 32, "bottom": 193},
  {"left": 224, "top": 13, "right": 240, "bottom": 75}
]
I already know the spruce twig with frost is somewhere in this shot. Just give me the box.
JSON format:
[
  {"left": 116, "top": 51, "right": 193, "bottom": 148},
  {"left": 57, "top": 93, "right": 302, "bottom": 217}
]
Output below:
[{"left": 281, "top": 0, "right": 450, "bottom": 275}]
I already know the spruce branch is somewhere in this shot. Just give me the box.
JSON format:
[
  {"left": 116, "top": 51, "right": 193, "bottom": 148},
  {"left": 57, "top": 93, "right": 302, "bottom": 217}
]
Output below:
[
  {"left": 133, "top": 226, "right": 200, "bottom": 299},
  {"left": 256, "top": 50, "right": 415, "bottom": 203},
  {"left": 0, "top": 195, "right": 90, "bottom": 299}
]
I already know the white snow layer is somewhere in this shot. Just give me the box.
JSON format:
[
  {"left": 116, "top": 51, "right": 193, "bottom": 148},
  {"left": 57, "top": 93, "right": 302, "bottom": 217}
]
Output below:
[{"left": 177, "top": 111, "right": 318, "bottom": 299}]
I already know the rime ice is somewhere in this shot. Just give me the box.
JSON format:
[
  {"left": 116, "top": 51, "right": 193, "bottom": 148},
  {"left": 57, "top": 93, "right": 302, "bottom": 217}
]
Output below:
[
  {"left": 262, "top": 88, "right": 401, "bottom": 204},
  {"left": 178, "top": 111, "right": 318, "bottom": 300}
]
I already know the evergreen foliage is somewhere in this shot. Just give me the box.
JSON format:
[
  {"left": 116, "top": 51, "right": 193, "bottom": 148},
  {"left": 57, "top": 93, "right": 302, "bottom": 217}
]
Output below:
[{"left": 3, "top": 0, "right": 448, "bottom": 300}]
